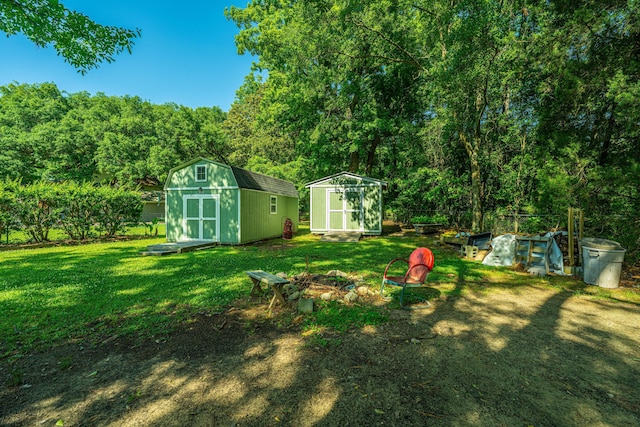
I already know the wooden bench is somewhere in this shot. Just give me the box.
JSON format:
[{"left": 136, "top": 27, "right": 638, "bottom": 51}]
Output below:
[{"left": 246, "top": 270, "right": 290, "bottom": 309}]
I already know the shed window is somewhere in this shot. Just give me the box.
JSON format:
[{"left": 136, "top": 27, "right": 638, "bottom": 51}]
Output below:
[
  {"left": 195, "top": 165, "right": 207, "bottom": 182},
  {"left": 270, "top": 196, "right": 277, "bottom": 214}
]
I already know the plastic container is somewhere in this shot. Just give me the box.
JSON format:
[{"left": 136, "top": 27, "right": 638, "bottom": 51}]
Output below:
[{"left": 581, "top": 238, "right": 626, "bottom": 288}]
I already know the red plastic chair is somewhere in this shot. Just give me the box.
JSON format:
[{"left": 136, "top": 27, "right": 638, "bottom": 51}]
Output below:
[{"left": 381, "top": 247, "right": 435, "bottom": 306}]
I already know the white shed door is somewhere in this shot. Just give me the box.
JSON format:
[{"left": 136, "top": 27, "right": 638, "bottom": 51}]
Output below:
[
  {"left": 327, "top": 189, "right": 363, "bottom": 231},
  {"left": 183, "top": 195, "right": 219, "bottom": 241}
]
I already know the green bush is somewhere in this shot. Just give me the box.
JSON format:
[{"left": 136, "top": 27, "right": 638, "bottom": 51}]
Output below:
[
  {"left": 59, "top": 182, "right": 100, "bottom": 240},
  {"left": 389, "top": 168, "right": 469, "bottom": 223},
  {"left": 0, "top": 180, "right": 143, "bottom": 242},
  {"left": 94, "top": 186, "right": 143, "bottom": 236},
  {"left": 12, "top": 181, "right": 63, "bottom": 242},
  {"left": 519, "top": 216, "right": 547, "bottom": 234},
  {"left": 0, "top": 180, "right": 17, "bottom": 236},
  {"left": 410, "top": 213, "right": 448, "bottom": 225}
]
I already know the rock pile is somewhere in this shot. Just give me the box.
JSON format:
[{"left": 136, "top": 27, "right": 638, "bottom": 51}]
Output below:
[{"left": 273, "top": 270, "right": 378, "bottom": 312}]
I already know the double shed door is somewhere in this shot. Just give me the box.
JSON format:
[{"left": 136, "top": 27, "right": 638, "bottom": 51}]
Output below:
[
  {"left": 327, "top": 188, "right": 364, "bottom": 232},
  {"left": 183, "top": 195, "right": 219, "bottom": 241}
]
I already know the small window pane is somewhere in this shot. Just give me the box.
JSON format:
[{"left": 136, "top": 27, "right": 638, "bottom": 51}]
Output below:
[
  {"left": 196, "top": 165, "right": 206, "bottom": 181},
  {"left": 270, "top": 196, "right": 277, "bottom": 214}
]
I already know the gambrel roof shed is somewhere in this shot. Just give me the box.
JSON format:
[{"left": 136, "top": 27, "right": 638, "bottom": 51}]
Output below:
[
  {"left": 164, "top": 158, "right": 298, "bottom": 245},
  {"left": 229, "top": 166, "right": 299, "bottom": 198}
]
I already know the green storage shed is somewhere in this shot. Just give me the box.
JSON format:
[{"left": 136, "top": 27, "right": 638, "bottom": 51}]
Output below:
[
  {"left": 164, "top": 158, "right": 299, "bottom": 245},
  {"left": 305, "top": 172, "right": 387, "bottom": 235}
]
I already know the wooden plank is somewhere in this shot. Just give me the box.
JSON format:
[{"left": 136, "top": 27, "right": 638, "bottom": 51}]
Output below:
[
  {"left": 568, "top": 207, "right": 575, "bottom": 267},
  {"left": 141, "top": 240, "right": 217, "bottom": 256},
  {"left": 320, "top": 232, "right": 362, "bottom": 242},
  {"left": 414, "top": 224, "right": 441, "bottom": 235},
  {"left": 515, "top": 235, "right": 552, "bottom": 274},
  {"left": 441, "top": 236, "right": 467, "bottom": 246},
  {"left": 140, "top": 250, "right": 178, "bottom": 256},
  {"left": 246, "top": 270, "right": 290, "bottom": 285},
  {"left": 578, "top": 209, "right": 584, "bottom": 266},
  {"left": 246, "top": 270, "right": 290, "bottom": 309}
]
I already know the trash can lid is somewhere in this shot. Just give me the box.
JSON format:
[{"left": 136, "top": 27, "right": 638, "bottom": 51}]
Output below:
[{"left": 581, "top": 237, "right": 623, "bottom": 250}]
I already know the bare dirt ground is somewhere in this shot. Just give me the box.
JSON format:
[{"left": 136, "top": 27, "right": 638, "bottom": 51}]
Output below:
[{"left": 2, "top": 276, "right": 640, "bottom": 427}]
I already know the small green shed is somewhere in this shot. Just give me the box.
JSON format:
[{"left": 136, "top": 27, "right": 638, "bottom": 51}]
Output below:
[
  {"left": 164, "top": 158, "right": 299, "bottom": 245},
  {"left": 305, "top": 172, "right": 387, "bottom": 235}
]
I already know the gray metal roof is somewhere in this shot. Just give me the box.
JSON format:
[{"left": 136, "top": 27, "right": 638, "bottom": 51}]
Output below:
[{"left": 231, "top": 166, "right": 299, "bottom": 198}]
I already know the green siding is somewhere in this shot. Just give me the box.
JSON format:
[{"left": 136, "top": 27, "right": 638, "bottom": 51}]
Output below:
[
  {"left": 165, "top": 191, "right": 182, "bottom": 242},
  {"left": 362, "top": 185, "right": 382, "bottom": 233},
  {"left": 165, "top": 158, "right": 299, "bottom": 245},
  {"left": 310, "top": 187, "right": 327, "bottom": 231},
  {"left": 165, "top": 160, "right": 240, "bottom": 244},
  {"left": 221, "top": 189, "right": 240, "bottom": 244},
  {"left": 166, "top": 159, "right": 237, "bottom": 189},
  {"left": 308, "top": 175, "right": 383, "bottom": 235},
  {"left": 239, "top": 190, "right": 298, "bottom": 244}
]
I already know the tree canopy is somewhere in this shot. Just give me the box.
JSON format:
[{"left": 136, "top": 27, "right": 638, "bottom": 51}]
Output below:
[
  {"left": 0, "top": 0, "right": 140, "bottom": 72},
  {"left": 224, "top": 0, "right": 640, "bottom": 249},
  {"left": 0, "top": 83, "right": 228, "bottom": 185},
  {"left": 1, "top": 1, "right": 639, "bottom": 256}
]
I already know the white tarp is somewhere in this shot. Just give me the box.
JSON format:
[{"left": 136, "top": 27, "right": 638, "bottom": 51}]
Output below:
[
  {"left": 482, "top": 234, "right": 517, "bottom": 267},
  {"left": 482, "top": 232, "right": 568, "bottom": 275},
  {"left": 544, "top": 232, "right": 567, "bottom": 275}
]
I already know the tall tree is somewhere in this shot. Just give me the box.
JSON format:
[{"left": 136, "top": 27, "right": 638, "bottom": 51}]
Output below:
[
  {"left": 227, "top": 1, "right": 538, "bottom": 230},
  {"left": 150, "top": 103, "right": 229, "bottom": 181},
  {"left": 93, "top": 95, "right": 157, "bottom": 185},
  {"left": 227, "top": 0, "right": 428, "bottom": 180},
  {"left": 532, "top": 0, "right": 640, "bottom": 244},
  {"left": 224, "top": 74, "right": 296, "bottom": 168},
  {"left": 423, "top": 0, "right": 539, "bottom": 230},
  {"left": 0, "top": 82, "right": 233, "bottom": 186},
  {"left": 0, "top": 82, "right": 70, "bottom": 181}
]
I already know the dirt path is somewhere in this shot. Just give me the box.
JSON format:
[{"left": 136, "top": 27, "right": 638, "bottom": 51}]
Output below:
[{"left": 2, "top": 285, "right": 640, "bottom": 426}]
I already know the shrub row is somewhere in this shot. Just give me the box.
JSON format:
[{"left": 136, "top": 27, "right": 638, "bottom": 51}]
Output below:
[{"left": 0, "top": 180, "right": 143, "bottom": 242}]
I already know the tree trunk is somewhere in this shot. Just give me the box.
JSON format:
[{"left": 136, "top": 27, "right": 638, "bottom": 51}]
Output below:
[
  {"left": 364, "top": 134, "right": 380, "bottom": 174},
  {"left": 470, "top": 144, "right": 483, "bottom": 231},
  {"left": 349, "top": 151, "right": 359, "bottom": 172},
  {"left": 460, "top": 133, "right": 483, "bottom": 231}
]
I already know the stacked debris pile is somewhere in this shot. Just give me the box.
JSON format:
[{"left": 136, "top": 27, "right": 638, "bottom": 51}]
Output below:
[
  {"left": 553, "top": 231, "right": 580, "bottom": 268},
  {"left": 276, "top": 270, "right": 378, "bottom": 306}
]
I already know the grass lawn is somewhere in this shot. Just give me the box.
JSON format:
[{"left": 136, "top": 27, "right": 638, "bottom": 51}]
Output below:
[{"left": 1, "top": 224, "right": 638, "bottom": 358}]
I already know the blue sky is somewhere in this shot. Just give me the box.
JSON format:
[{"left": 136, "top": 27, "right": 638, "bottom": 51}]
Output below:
[{"left": 0, "top": 1, "right": 255, "bottom": 111}]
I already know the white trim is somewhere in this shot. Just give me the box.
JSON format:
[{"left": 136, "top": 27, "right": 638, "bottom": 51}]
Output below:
[
  {"left": 164, "top": 157, "right": 233, "bottom": 190},
  {"left": 305, "top": 172, "right": 387, "bottom": 188},
  {"left": 181, "top": 194, "right": 220, "bottom": 242},
  {"left": 377, "top": 186, "right": 383, "bottom": 233},
  {"left": 309, "top": 194, "right": 314, "bottom": 232},
  {"left": 195, "top": 164, "right": 207, "bottom": 182},
  {"left": 164, "top": 190, "right": 168, "bottom": 228},
  {"left": 309, "top": 183, "right": 381, "bottom": 189},
  {"left": 269, "top": 195, "right": 278, "bottom": 215},
  {"left": 165, "top": 185, "right": 238, "bottom": 191},
  {"left": 237, "top": 191, "right": 242, "bottom": 244},
  {"left": 326, "top": 188, "right": 364, "bottom": 232}
]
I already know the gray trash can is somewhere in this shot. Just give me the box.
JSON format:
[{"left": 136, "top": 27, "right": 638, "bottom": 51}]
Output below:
[{"left": 581, "top": 238, "right": 626, "bottom": 288}]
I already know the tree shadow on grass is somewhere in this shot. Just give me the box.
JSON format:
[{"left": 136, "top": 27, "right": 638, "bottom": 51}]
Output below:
[{"left": 2, "top": 239, "right": 640, "bottom": 426}]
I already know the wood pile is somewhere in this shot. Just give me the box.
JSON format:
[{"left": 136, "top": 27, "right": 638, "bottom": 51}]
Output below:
[{"left": 553, "top": 232, "right": 581, "bottom": 266}]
